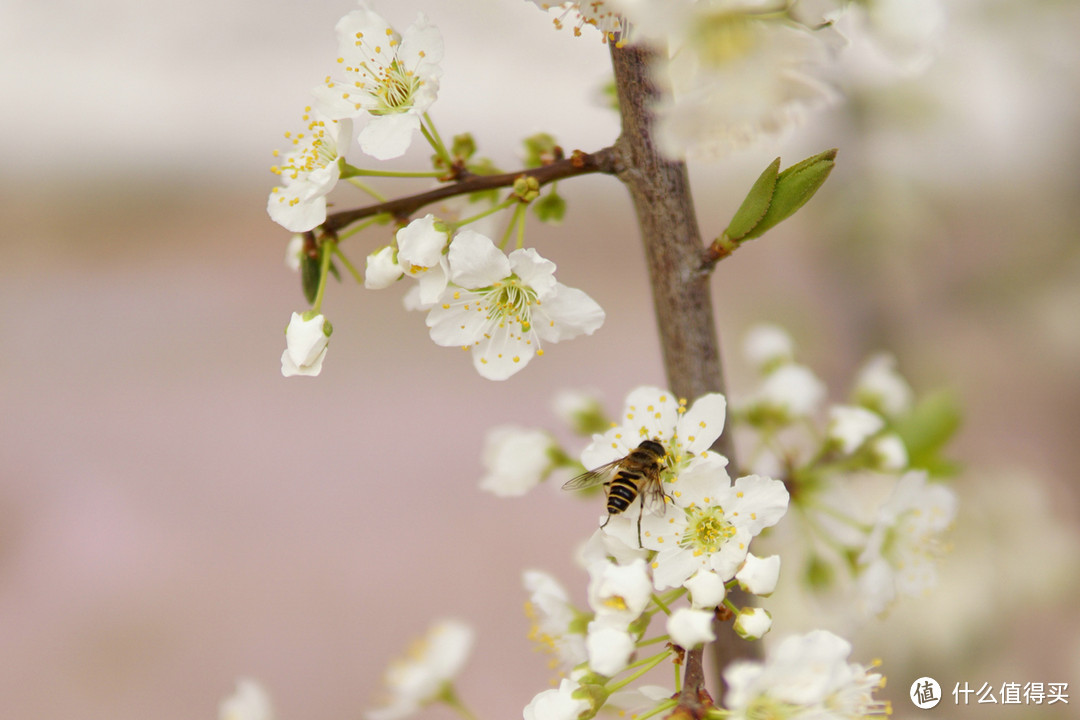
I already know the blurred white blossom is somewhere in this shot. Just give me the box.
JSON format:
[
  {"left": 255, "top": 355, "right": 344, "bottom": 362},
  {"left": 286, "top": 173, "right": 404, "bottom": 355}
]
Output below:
[
  {"left": 480, "top": 426, "right": 555, "bottom": 497},
  {"left": 219, "top": 679, "right": 274, "bottom": 720},
  {"left": 366, "top": 620, "right": 474, "bottom": 720}
]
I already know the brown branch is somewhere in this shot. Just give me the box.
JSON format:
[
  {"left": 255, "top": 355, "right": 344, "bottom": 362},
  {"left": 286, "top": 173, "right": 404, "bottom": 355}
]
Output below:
[
  {"left": 320, "top": 147, "right": 622, "bottom": 235},
  {"left": 609, "top": 42, "right": 758, "bottom": 705}
]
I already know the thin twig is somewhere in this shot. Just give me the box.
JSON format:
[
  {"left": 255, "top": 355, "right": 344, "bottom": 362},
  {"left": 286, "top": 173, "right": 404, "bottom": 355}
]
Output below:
[{"left": 321, "top": 147, "right": 621, "bottom": 235}]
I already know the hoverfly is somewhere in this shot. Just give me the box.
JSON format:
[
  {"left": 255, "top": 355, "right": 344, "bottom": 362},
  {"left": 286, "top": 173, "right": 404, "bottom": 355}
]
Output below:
[{"left": 562, "top": 439, "right": 669, "bottom": 546}]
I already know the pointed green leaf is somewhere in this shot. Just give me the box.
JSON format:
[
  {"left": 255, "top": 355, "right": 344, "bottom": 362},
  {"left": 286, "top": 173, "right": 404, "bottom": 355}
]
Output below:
[
  {"left": 743, "top": 148, "right": 837, "bottom": 241},
  {"left": 894, "top": 389, "right": 962, "bottom": 475},
  {"left": 300, "top": 248, "right": 321, "bottom": 305},
  {"left": 724, "top": 158, "right": 779, "bottom": 242},
  {"left": 533, "top": 190, "right": 567, "bottom": 224}
]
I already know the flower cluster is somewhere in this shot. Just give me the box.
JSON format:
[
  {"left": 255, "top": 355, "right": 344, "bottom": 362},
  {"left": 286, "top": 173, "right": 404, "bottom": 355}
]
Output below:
[
  {"left": 723, "top": 630, "right": 889, "bottom": 718},
  {"left": 733, "top": 324, "right": 958, "bottom": 615},
  {"left": 272, "top": 4, "right": 607, "bottom": 380}
]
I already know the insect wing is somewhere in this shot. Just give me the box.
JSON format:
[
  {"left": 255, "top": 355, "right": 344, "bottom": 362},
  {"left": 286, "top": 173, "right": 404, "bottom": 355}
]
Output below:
[
  {"left": 639, "top": 476, "right": 669, "bottom": 516},
  {"left": 562, "top": 459, "right": 622, "bottom": 491}
]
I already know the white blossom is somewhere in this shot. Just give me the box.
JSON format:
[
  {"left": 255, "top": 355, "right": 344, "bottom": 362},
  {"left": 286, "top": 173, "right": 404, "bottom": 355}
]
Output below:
[
  {"left": 396, "top": 214, "right": 451, "bottom": 306},
  {"left": 267, "top": 111, "right": 351, "bottom": 232},
  {"left": 426, "top": 231, "right": 604, "bottom": 380},
  {"left": 528, "top": 2, "right": 629, "bottom": 45},
  {"left": 220, "top": 679, "right": 274, "bottom": 720},
  {"left": 366, "top": 620, "right": 474, "bottom": 720},
  {"left": 733, "top": 607, "right": 773, "bottom": 640},
  {"left": 684, "top": 569, "right": 726, "bottom": 609},
  {"left": 871, "top": 433, "right": 909, "bottom": 471},
  {"left": 857, "top": 471, "right": 957, "bottom": 614},
  {"left": 735, "top": 553, "right": 781, "bottom": 597},
  {"left": 723, "top": 630, "right": 887, "bottom": 718},
  {"left": 480, "top": 427, "right": 555, "bottom": 497},
  {"left": 586, "top": 622, "right": 636, "bottom": 676},
  {"left": 366, "top": 245, "right": 404, "bottom": 289},
  {"left": 743, "top": 323, "right": 795, "bottom": 373},
  {"left": 586, "top": 558, "right": 652, "bottom": 624},
  {"left": 854, "top": 352, "right": 913, "bottom": 418},
  {"left": 281, "top": 312, "right": 331, "bottom": 377},
  {"left": 746, "top": 363, "right": 827, "bottom": 419},
  {"left": 313, "top": 2, "right": 443, "bottom": 159},
  {"left": 654, "top": 12, "right": 839, "bottom": 159},
  {"left": 827, "top": 405, "right": 886, "bottom": 454},
  {"left": 523, "top": 678, "right": 591, "bottom": 720},
  {"left": 524, "top": 570, "right": 587, "bottom": 670},
  {"left": 667, "top": 608, "right": 716, "bottom": 648}
]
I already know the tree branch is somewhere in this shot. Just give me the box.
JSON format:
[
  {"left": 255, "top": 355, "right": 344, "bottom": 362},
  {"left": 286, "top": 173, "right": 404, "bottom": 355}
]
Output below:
[
  {"left": 320, "top": 147, "right": 622, "bottom": 235},
  {"left": 608, "top": 42, "right": 758, "bottom": 704}
]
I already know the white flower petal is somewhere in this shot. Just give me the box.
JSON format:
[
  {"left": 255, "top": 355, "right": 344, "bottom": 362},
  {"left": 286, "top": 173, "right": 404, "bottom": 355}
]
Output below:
[
  {"left": 365, "top": 245, "right": 403, "bottom": 289},
  {"left": 586, "top": 624, "right": 635, "bottom": 676},
  {"left": 531, "top": 284, "right": 606, "bottom": 342},
  {"left": 480, "top": 427, "right": 553, "bottom": 497},
  {"left": 397, "top": 215, "right": 448, "bottom": 269},
  {"left": 508, "top": 248, "right": 558, "bottom": 297},
  {"left": 735, "top": 553, "right": 781, "bottom": 597},
  {"left": 359, "top": 113, "right": 422, "bottom": 160},
  {"left": 447, "top": 231, "right": 510, "bottom": 288},
  {"left": 219, "top": 679, "right": 274, "bottom": 720},
  {"left": 667, "top": 608, "right": 717, "bottom": 648},
  {"left": 675, "top": 392, "right": 727, "bottom": 455},
  {"left": 684, "top": 569, "right": 726, "bottom": 609},
  {"left": 733, "top": 607, "right": 772, "bottom": 640}
]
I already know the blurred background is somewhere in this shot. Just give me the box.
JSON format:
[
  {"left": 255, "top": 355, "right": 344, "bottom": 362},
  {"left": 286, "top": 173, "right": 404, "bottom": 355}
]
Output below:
[{"left": 1, "top": 0, "right": 1078, "bottom": 718}]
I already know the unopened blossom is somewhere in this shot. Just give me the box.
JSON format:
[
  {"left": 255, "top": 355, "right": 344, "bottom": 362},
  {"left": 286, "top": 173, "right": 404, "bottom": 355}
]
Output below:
[
  {"left": 684, "top": 568, "right": 726, "bottom": 609},
  {"left": 523, "top": 678, "right": 591, "bottom": 720},
  {"left": 871, "top": 433, "right": 909, "bottom": 471},
  {"left": 827, "top": 405, "right": 886, "bottom": 454},
  {"left": 553, "top": 388, "right": 608, "bottom": 436},
  {"left": 281, "top": 312, "right": 331, "bottom": 377},
  {"left": 854, "top": 352, "right": 913, "bottom": 418},
  {"left": 667, "top": 608, "right": 716, "bottom": 648},
  {"left": 733, "top": 607, "right": 772, "bottom": 640},
  {"left": 366, "top": 245, "right": 404, "bottom": 289},
  {"left": 735, "top": 553, "right": 781, "bottom": 597},
  {"left": 480, "top": 426, "right": 555, "bottom": 497},
  {"left": 366, "top": 620, "right": 474, "bottom": 720},
  {"left": 313, "top": 2, "right": 443, "bottom": 159},
  {"left": 586, "top": 622, "right": 636, "bottom": 676},
  {"left": 524, "top": 570, "right": 587, "bottom": 670},
  {"left": 723, "top": 630, "right": 887, "bottom": 718},
  {"left": 220, "top": 679, "right": 274, "bottom": 720},
  {"left": 268, "top": 111, "right": 351, "bottom": 232},
  {"left": 654, "top": 12, "right": 838, "bottom": 159},
  {"left": 426, "top": 231, "right": 604, "bottom": 380},
  {"left": 396, "top": 214, "right": 451, "bottom": 306},
  {"left": 857, "top": 471, "right": 957, "bottom": 614}
]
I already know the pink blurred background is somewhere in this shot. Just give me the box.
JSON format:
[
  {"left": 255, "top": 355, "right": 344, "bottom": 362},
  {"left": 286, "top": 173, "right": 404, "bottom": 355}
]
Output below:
[{"left": 2, "top": 1, "right": 1078, "bottom": 719}]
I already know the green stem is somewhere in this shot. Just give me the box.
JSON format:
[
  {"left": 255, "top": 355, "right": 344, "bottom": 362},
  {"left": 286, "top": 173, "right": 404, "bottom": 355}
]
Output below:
[
  {"left": 452, "top": 196, "right": 516, "bottom": 229},
  {"left": 439, "top": 683, "right": 480, "bottom": 720},
  {"left": 637, "top": 698, "right": 678, "bottom": 720},
  {"left": 331, "top": 244, "right": 364, "bottom": 285},
  {"left": 343, "top": 164, "right": 444, "bottom": 179},
  {"left": 637, "top": 634, "right": 671, "bottom": 648},
  {"left": 337, "top": 213, "right": 392, "bottom": 241},
  {"left": 345, "top": 177, "right": 388, "bottom": 201},
  {"left": 515, "top": 202, "right": 527, "bottom": 249},
  {"left": 421, "top": 114, "right": 453, "bottom": 168},
  {"left": 650, "top": 592, "right": 674, "bottom": 616},
  {"left": 606, "top": 649, "right": 672, "bottom": 693},
  {"left": 499, "top": 204, "right": 523, "bottom": 251}
]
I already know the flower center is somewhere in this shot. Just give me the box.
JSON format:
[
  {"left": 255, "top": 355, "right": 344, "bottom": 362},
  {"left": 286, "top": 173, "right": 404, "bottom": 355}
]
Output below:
[
  {"left": 483, "top": 278, "right": 539, "bottom": 333},
  {"left": 681, "top": 506, "right": 736, "bottom": 555},
  {"left": 276, "top": 113, "right": 339, "bottom": 180},
  {"left": 372, "top": 60, "right": 421, "bottom": 115}
]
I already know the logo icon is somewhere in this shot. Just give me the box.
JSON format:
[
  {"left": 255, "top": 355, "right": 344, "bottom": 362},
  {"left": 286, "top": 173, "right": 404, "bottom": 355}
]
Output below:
[{"left": 911, "top": 676, "right": 942, "bottom": 709}]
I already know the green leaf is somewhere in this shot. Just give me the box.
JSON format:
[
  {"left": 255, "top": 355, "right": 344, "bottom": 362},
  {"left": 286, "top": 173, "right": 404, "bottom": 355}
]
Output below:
[
  {"left": 300, "top": 247, "right": 321, "bottom": 305},
  {"left": 522, "top": 132, "right": 559, "bottom": 169},
  {"left": 894, "top": 390, "right": 963, "bottom": 475},
  {"left": 724, "top": 158, "right": 780, "bottom": 242},
  {"left": 532, "top": 191, "right": 567, "bottom": 224},
  {"left": 743, "top": 148, "right": 837, "bottom": 241},
  {"left": 451, "top": 132, "right": 476, "bottom": 161}
]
